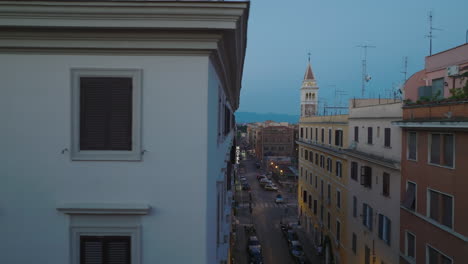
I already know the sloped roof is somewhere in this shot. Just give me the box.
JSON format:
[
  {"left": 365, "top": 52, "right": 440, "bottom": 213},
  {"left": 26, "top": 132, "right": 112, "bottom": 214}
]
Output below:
[{"left": 304, "top": 63, "right": 315, "bottom": 80}]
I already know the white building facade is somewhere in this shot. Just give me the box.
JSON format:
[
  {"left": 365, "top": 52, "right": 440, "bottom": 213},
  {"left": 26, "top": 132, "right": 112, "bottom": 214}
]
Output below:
[
  {"left": 344, "top": 101, "right": 402, "bottom": 264},
  {"left": 0, "top": 1, "right": 249, "bottom": 264}
]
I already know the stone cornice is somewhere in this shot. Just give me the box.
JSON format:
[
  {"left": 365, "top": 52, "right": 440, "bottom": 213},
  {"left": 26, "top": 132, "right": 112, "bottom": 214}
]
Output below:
[
  {"left": 0, "top": 1, "right": 249, "bottom": 110},
  {"left": 57, "top": 203, "right": 151, "bottom": 215}
]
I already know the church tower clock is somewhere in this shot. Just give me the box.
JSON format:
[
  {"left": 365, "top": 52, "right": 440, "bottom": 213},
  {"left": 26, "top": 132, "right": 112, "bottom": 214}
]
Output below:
[{"left": 300, "top": 56, "right": 319, "bottom": 117}]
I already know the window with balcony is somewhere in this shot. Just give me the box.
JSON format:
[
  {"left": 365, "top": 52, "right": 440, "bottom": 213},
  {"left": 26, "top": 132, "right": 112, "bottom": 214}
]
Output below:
[
  {"left": 407, "top": 132, "right": 417, "bottom": 161},
  {"left": 428, "top": 189, "right": 453, "bottom": 229},
  {"left": 429, "top": 133, "right": 454, "bottom": 168},
  {"left": 402, "top": 181, "right": 416, "bottom": 211},
  {"left": 360, "top": 166, "right": 372, "bottom": 188}
]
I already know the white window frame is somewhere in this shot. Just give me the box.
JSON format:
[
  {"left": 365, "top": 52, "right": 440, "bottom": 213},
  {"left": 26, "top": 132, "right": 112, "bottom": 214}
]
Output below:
[
  {"left": 407, "top": 131, "right": 418, "bottom": 161},
  {"left": 407, "top": 181, "right": 417, "bottom": 211},
  {"left": 427, "top": 133, "right": 455, "bottom": 169},
  {"left": 405, "top": 230, "right": 416, "bottom": 261},
  {"left": 71, "top": 68, "right": 142, "bottom": 161},
  {"left": 426, "top": 188, "right": 454, "bottom": 229},
  {"left": 378, "top": 213, "right": 391, "bottom": 245},
  {"left": 66, "top": 213, "right": 143, "bottom": 264},
  {"left": 425, "top": 244, "right": 453, "bottom": 264}
]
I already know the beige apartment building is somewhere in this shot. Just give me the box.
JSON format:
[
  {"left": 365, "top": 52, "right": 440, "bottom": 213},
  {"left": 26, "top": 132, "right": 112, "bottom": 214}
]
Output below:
[
  {"left": 344, "top": 99, "right": 402, "bottom": 264},
  {"left": 297, "top": 61, "right": 349, "bottom": 264}
]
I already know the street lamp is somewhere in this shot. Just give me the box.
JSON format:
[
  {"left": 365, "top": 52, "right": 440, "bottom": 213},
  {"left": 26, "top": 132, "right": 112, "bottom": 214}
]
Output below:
[{"left": 275, "top": 165, "right": 278, "bottom": 169}]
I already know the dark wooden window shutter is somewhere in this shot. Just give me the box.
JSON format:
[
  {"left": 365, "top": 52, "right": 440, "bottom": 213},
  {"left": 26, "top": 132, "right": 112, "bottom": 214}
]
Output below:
[
  {"left": 80, "top": 77, "right": 132, "bottom": 151},
  {"left": 80, "top": 236, "right": 131, "bottom": 264}
]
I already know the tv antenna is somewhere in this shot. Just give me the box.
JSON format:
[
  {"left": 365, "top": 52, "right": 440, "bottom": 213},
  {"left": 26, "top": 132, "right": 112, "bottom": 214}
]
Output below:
[
  {"left": 426, "top": 11, "right": 442, "bottom": 56},
  {"left": 357, "top": 43, "right": 376, "bottom": 97},
  {"left": 401, "top": 56, "right": 408, "bottom": 82}
]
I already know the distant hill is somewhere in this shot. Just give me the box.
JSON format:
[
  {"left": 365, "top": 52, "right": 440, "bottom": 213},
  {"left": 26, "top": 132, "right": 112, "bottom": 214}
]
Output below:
[{"left": 236, "top": 112, "right": 299, "bottom": 124}]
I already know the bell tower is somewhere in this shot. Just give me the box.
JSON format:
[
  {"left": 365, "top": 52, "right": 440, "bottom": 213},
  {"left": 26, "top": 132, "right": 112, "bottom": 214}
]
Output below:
[{"left": 300, "top": 55, "right": 319, "bottom": 117}]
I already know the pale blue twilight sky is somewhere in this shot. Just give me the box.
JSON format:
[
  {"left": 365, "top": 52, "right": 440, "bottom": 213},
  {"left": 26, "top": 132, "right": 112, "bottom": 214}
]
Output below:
[{"left": 238, "top": 0, "right": 468, "bottom": 115}]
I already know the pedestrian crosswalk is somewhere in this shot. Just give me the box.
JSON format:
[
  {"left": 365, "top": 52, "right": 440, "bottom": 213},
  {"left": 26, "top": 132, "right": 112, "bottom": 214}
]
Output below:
[{"left": 237, "top": 202, "right": 297, "bottom": 209}]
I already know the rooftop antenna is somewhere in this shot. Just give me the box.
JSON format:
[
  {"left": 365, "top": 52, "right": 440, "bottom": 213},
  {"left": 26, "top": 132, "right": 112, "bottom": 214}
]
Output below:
[
  {"left": 307, "top": 52, "right": 311, "bottom": 63},
  {"left": 401, "top": 56, "right": 408, "bottom": 82},
  {"left": 357, "top": 43, "right": 376, "bottom": 97},
  {"left": 426, "top": 11, "right": 442, "bottom": 56}
]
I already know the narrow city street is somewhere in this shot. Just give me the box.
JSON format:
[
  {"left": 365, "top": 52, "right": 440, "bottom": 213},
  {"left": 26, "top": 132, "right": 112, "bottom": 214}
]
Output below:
[
  {"left": 234, "top": 157, "right": 298, "bottom": 264},
  {"left": 233, "top": 153, "right": 324, "bottom": 264}
]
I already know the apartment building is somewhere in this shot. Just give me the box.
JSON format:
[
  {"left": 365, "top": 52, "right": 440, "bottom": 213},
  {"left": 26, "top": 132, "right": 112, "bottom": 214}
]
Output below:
[
  {"left": 395, "top": 43, "right": 468, "bottom": 264},
  {"left": 345, "top": 100, "right": 402, "bottom": 264},
  {"left": 297, "top": 62, "right": 349, "bottom": 264},
  {"left": 0, "top": 1, "right": 249, "bottom": 264}
]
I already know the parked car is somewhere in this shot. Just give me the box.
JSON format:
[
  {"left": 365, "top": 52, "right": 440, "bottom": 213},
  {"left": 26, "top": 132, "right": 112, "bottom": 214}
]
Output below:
[
  {"left": 242, "top": 182, "right": 251, "bottom": 190},
  {"left": 256, "top": 174, "right": 266, "bottom": 180},
  {"left": 275, "top": 194, "right": 284, "bottom": 203},
  {"left": 289, "top": 240, "right": 305, "bottom": 259},
  {"left": 247, "top": 236, "right": 262, "bottom": 253},
  {"left": 284, "top": 230, "right": 299, "bottom": 244},
  {"left": 240, "top": 176, "right": 247, "bottom": 182},
  {"left": 259, "top": 178, "right": 270, "bottom": 186},
  {"left": 264, "top": 183, "right": 278, "bottom": 191},
  {"left": 248, "top": 247, "right": 263, "bottom": 264},
  {"left": 255, "top": 162, "right": 261, "bottom": 168}
]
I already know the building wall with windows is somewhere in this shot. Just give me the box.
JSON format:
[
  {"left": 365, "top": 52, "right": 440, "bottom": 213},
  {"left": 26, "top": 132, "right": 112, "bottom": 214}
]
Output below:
[
  {"left": 345, "top": 101, "right": 402, "bottom": 264},
  {"left": 298, "top": 114, "right": 349, "bottom": 264},
  {"left": 395, "top": 102, "right": 468, "bottom": 264},
  {"left": 0, "top": 2, "right": 248, "bottom": 264}
]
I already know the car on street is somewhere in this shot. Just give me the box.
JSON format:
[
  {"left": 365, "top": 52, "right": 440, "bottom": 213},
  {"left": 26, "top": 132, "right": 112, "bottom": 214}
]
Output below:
[
  {"left": 289, "top": 240, "right": 305, "bottom": 259},
  {"left": 247, "top": 236, "right": 262, "bottom": 253},
  {"left": 275, "top": 194, "right": 284, "bottom": 203},
  {"left": 248, "top": 247, "right": 263, "bottom": 264},
  {"left": 256, "top": 174, "right": 266, "bottom": 180},
  {"left": 263, "top": 183, "right": 278, "bottom": 191},
  {"left": 242, "top": 182, "right": 251, "bottom": 190},
  {"left": 240, "top": 176, "right": 247, "bottom": 182},
  {"left": 259, "top": 178, "right": 271, "bottom": 186},
  {"left": 284, "top": 229, "right": 299, "bottom": 244}
]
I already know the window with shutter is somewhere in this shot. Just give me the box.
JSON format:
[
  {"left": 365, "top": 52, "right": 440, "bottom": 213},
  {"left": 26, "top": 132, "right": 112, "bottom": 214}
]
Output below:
[
  {"left": 360, "top": 166, "right": 372, "bottom": 188},
  {"left": 367, "top": 127, "right": 373, "bottom": 144},
  {"left": 71, "top": 69, "right": 142, "bottom": 161},
  {"left": 384, "top": 128, "right": 391, "bottom": 147},
  {"left": 351, "top": 162, "right": 358, "bottom": 181},
  {"left": 402, "top": 182, "right": 416, "bottom": 211},
  {"left": 80, "top": 236, "right": 131, "bottom": 264},
  {"left": 354, "top": 126, "right": 359, "bottom": 142},
  {"left": 407, "top": 132, "right": 417, "bottom": 160},
  {"left": 80, "top": 77, "right": 132, "bottom": 151},
  {"left": 382, "top": 172, "right": 390, "bottom": 197}
]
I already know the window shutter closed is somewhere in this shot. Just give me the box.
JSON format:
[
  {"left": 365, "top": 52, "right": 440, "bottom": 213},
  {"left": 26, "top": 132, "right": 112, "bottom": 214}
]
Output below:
[
  {"left": 80, "top": 236, "right": 130, "bottom": 264},
  {"left": 80, "top": 77, "right": 132, "bottom": 151}
]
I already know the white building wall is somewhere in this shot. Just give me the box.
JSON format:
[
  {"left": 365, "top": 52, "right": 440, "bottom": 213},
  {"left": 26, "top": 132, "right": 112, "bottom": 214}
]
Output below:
[
  {"left": 0, "top": 53, "right": 214, "bottom": 264},
  {"left": 346, "top": 102, "right": 402, "bottom": 264}
]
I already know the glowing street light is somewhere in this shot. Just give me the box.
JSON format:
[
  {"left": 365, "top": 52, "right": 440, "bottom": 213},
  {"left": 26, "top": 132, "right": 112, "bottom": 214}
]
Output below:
[{"left": 275, "top": 166, "right": 278, "bottom": 169}]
